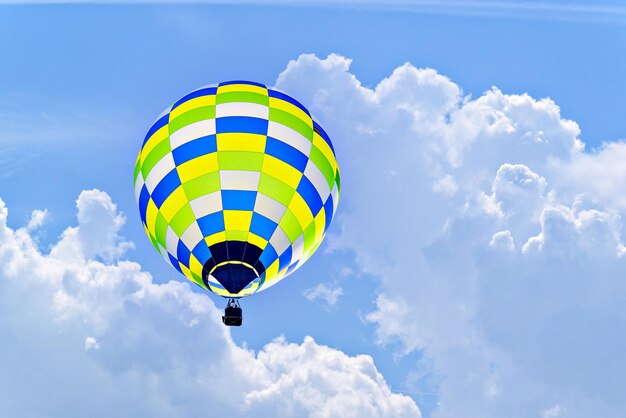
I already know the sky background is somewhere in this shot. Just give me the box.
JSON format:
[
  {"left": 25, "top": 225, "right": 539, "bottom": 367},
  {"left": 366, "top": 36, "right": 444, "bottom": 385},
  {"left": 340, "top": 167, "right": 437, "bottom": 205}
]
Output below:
[{"left": 1, "top": 2, "right": 626, "bottom": 418}]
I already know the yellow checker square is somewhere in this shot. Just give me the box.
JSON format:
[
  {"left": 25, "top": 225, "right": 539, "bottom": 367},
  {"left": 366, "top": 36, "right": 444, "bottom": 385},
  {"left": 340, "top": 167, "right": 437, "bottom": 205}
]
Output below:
[
  {"left": 225, "top": 230, "right": 249, "bottom": 241},
  {"left": 169, "top": 95, "right": 216, "bottom": 120},
  {"left": 209, "top": 283, "right": 230, "bottom": 297},
  {"left": 223, "top": 210, "right": 253, "bottom": 231},
  {"left": 269, "top": 97, "right": 311, "bottom": 126},
  {"left": 262, "top": 260, "right": 280, "bottom": 285},
  {"left": 288, "top": 193, "right": 314, "bottom": 230},
  {"left": 262, "top": 155, "right": 303, "bottom": 189},
  {"left": 218, "top": 83, "right": 267, "bottom": 95},
  {"left": 312, "top": 133, "right": 338, "bottom": 173},
  {"left": 270, "top": 270, "right": 286, "bottom": 287},
  {"left": 158, "top": 186, "right": 187, "bottom": 221},
  {"left": 179, "top": 262, "right": 193, "bottom": 280},
  {"left": 189, "top": 254, "right": 204, "bottom": 278},
  {"left": 247, "top": 232, "right": 268, "bottom": 250},
  {"left": 140, "top": 126, "right": 169, "bottom": 165},
  {"left": 205, "top": 231, "right": 226, "bottom": 247},
  {"left": 247, "top": 281, "right": 260, "bottom": 293},
  {"left": 217, "top": 133, "right": 266, "bottom": 153},
  {"left": 145, "top": 198, "right": 159, "bottom": 233},
  {"left": 177, "top": 153, "right": 218, "bottom": 183},
  {"left": 313, "top": 207, "right": 326, "bottom": 243}
]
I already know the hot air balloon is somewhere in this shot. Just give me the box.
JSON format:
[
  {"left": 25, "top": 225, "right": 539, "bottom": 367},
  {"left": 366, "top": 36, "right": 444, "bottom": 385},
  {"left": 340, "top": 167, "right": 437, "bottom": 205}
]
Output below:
[{"left": 134, "top": 81, "right": 340, "bottom": 326}]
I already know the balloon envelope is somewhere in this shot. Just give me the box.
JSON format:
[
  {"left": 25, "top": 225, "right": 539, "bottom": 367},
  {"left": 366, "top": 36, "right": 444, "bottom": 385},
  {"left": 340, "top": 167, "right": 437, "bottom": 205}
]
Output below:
[{"left": 134, "top": 81, "right": 340, "bottom": 298}]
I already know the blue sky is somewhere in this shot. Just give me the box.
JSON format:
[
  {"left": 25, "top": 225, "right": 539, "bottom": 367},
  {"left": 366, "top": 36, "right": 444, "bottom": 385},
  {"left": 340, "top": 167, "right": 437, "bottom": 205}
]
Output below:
[{"left": 1, "top": 2, "right": 626, "bottom": 418}]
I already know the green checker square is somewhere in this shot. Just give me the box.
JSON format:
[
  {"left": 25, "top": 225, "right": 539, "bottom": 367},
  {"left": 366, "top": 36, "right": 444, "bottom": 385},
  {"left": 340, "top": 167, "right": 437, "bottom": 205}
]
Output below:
[
  {"left": 168, "top": 106, "right": 216, "bottom": 133},
  {"left": 269, "top": 108, "right": 313, "bottom": 141},
  {"left": 334, "top": 169, "right": 341, "bottom": 192},
  {"left": 258, "top": 173, "right": 296, "bottom": 207},
  {"left": 149, "top": 231, "right": 161, "bottom": 252},
  {"left": 154, "top": 212, "right": 168, "bottom": 248},
  {"left": 218, "top": 151, "right": 264, "bottom": 171},
  {"left": 134, "top": 156, "right": 142, "bottom": 183},
  {"left": 182, "top": 171, "right": 221, "bottom": 200},
  {"left": 303, "top": 221, "right": 317, "bottom": 250},
  {"left": 225, "top": 230, "right": 249, "bottom": 241},
  {"left": 141, "top": 137, "right": 171, "bottom": 179},
  {"left": 309, "top": 236, "right": 324, "bottom": 255},
  {"left": 278, "top": 208, "right": 303, "bottom": 243},
  {"left": 216, "top": 91, "right": 269, "bottom": 106},
  {"left": 309, "top": 146, "right": 335, "bottom": 188},
  {"left": 191, "top": 271, "right": 207, "bottom": 289},
  {"left": 169, "top": 204, "right": 195, "bottom": 236}
]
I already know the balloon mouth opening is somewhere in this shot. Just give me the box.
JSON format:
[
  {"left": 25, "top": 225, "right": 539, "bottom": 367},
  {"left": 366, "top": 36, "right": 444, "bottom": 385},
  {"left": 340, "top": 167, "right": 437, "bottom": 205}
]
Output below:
[{"left": 209, "top": 262, "right": 259, "bottom": 295}]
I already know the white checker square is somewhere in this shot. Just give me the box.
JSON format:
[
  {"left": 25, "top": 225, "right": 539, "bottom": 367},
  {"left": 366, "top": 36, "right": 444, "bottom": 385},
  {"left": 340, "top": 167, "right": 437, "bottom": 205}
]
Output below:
[
  {"left": 220, "top": 170, "right": 261, "bottom": 191},
  {"left": 180, "top": 222, "right": 204, "bottom": 251},
  {"left": 267, "top": 121, "right": 312, "bottom": 156},
  {"left": 254, "top": 193, "right": 287, "bottom": 224},
  {"left": 216, "top": 102, "right": 269, "bottom": 119},
  {"left": 170, "top": 120, "right": 216, "bottom": 149},
  {"left": 166, "top": 226, "right": 180, "bottom": 257},
  {"left": 304, "top": 160, "right": 331, "bottom": 202},
  {"left": 189, "top": 192, "right": 222, "bottom": 219},
  {"left": 144, "top": 154, "right": 176, "bottom": 194},
  {"left": 134, "top": 175, "right": 145, "bottom": 202},
  {"left": 330, "top": 183, "right": 339, "bottom": 217},
  {"left": 289, "top": 234, "right": 305, "bottom": 268},
  {"left": 269, "top": 226, "right": 291, "bottom": 256}
]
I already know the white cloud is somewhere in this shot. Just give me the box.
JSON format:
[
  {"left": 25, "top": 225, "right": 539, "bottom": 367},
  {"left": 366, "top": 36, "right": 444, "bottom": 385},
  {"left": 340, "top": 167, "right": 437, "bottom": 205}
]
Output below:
[
  {"left": 543, "top": 404, "right": 565, "bottom": 418},
  {"left": 277, "top": 54, "right": 626, "bottom": 418},
  {"left": 0, "top": 192, "right": 420, "bottom": 418},
  {"left": 489, "top": 230, "right": 515, "bottom": 251},
  {"left": 303, "top": 283, "right": 344, "bottom": 306},
  {"left": 26, "top": 208, "right": 48, "bottom": 230},
  {"left": 50, "top": 189, "right": 133, "bottom": 262},
  {"left": 85, "top": 336, "right": 100, "bottom": 351},
  {"left": 552, "top": 141, "right": 626, "bottom": 209}
]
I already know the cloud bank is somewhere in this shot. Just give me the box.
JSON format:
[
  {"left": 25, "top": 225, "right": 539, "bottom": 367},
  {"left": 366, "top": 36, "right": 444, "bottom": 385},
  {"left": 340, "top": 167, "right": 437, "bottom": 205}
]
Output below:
[
  {"left": 0, "top": 190, "right": 419, "bottom": 418},
  {"left": 276, "top": 54, "right": 626, "bottom": 418}
]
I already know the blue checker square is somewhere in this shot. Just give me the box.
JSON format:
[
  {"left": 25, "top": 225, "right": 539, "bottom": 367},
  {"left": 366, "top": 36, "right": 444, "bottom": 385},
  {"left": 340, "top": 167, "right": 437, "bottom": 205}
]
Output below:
[
  {"left": 177, "top": 240, "right": 192, "bottom": 266},
  {"left": 323, "top": 197, "right": 334, "bottom": 230},
  {"left": 259, "top": 243, "right": 278, "bottom": 268},
  {"left": 216, "top": 116, "right": 268, "bottom": 135},
  {"left": 192, "top": 241, "right": 212, "bottom": 265},
  {"left": 138, "top": 185, "right": 150, "bottom": 224},
  {"left": 172, "top": 135, "right": 217, "bottom": 165},
  {"left": 250, "top": 212, "right": 278, "bottom": 240},
  {"left": 296, "top": 175, "right": 323, "bottom": 215},
  {"left": 265, "top": 137, "right": 308, "bottom": 172},
  {"left": 151, "top": 169, "right": 182, "bottom": 208},
  {"left": 268, "top": 89, "right": 310, "bottom": 116},
  {"left": 168, "top": 253, "right": 184, "bottom": 274},
  {"left": 143, "top": 113, "right": 169, "bottom": 146},
  {"left": 221, "top": 190, "right": 257, "bottom": 211},
  {"left": 197, "top": 212, "right": 225, "bottom": 237},
  {"left": 278, "top": 246, "right": 293, "bottom": 271}
]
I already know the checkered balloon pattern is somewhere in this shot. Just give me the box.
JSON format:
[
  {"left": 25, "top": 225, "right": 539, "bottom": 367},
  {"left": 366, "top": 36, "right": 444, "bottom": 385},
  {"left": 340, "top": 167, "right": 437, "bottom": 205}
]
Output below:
[{"left": 134, "top": 81, "right": 340, "bottom": 298}]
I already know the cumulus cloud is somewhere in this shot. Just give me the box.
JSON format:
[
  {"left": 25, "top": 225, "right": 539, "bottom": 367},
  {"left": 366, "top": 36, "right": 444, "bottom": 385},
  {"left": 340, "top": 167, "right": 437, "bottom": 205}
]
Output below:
[
  {"left": 50, "top": 189, "right": 133, "bottom": 262},
  {"left": 85, "top": 336, "right": 100, "bottom": 351},
  {"left": 0, "top": 192, "right": 420, "bottom": 418},
  {"left": 276, "top": 54, "right": 626, "bottom": 418},
  {"left": 303, "top": 283, "right": 344, "bottom": 307},
  {"left": 26, "top": 208, "right": 48, "bottom": 230}
]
